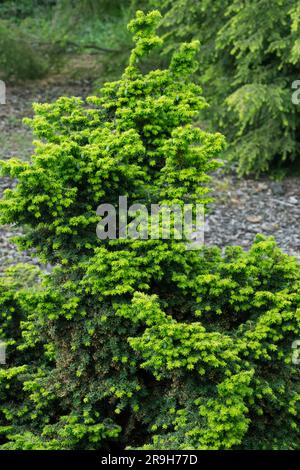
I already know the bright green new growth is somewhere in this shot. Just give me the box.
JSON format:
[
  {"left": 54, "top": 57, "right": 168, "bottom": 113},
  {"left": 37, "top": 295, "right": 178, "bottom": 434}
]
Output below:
[{"left": 0, "top": 10, "right": 300, "bottom": 450}]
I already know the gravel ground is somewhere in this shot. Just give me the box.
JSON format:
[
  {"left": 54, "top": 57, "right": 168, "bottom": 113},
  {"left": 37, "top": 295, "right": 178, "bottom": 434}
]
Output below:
[
  {"left": 1, "top": 81, "right": 300, "bottom": 271},
  {"left": 206, "top": 176, "right": 300, "bottom": 259}
]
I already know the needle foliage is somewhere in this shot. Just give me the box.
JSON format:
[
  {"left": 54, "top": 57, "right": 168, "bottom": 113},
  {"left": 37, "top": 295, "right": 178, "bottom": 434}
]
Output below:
[{"left": 0, "top": 10, "right": 300, "bottom": 450}]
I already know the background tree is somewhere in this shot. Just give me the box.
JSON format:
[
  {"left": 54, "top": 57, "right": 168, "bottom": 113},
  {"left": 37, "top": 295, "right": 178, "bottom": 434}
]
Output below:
[{"left": 151, "top": 0, "right": 300, "bottom": 175}]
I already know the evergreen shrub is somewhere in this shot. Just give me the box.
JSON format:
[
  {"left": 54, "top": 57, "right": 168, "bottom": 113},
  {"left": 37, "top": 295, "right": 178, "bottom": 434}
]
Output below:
[{"left": 1, "top": 10, "right": 300, "bottom": 449}]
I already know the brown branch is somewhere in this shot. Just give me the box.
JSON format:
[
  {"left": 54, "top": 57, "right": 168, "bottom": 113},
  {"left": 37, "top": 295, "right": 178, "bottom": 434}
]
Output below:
[{"left": 55, "top": 40, "right": 125, "bottom": 54}]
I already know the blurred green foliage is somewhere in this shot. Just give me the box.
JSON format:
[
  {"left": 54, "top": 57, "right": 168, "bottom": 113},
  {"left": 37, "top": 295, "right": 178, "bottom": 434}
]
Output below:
[
  {"left": 0, "top": 0, "right": 132, "bottom": 81},
  {"left": 0, "top": 20, "right": 48, "bottom": 80}
]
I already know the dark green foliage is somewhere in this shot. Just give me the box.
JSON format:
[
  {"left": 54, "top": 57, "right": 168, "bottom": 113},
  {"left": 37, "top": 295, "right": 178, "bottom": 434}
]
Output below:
[
  {"left": 0, "top": 0, "right": 132, "bottom": 81},
  {"left": 150, "top": 0, "right": 300, "bottom": 175},
  {"left": 0, "top": 0, "right": 55, "bottom": 19},
  {"left": 0, "top": 264, "right": 50, "bottom": 448},
  {"left": 0, "top": 10, "right": 300, "bottom": 450}
]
